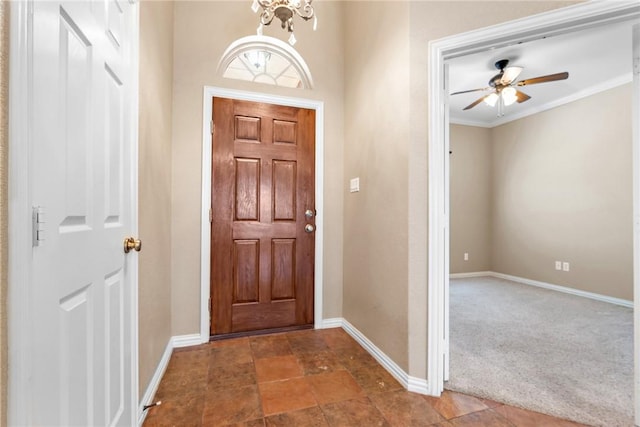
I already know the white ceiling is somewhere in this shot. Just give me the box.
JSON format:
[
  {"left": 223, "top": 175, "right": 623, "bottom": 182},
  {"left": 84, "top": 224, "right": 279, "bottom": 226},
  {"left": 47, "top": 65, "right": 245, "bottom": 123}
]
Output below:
[{"left": 447, "top": 20, "right": 634, "bottom": 128}]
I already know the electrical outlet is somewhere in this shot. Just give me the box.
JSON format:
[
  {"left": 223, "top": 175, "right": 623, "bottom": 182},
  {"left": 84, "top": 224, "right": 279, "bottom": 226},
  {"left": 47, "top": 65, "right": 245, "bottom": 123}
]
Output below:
[
  {"left": 555, "top": 261, "right": 562, "bottom": 271},
  {"left": 464, "top": 253, "right": 469, "bottom": 261},
  {"left": 562, "top": 262, "right": 570, "bottom": 272}
]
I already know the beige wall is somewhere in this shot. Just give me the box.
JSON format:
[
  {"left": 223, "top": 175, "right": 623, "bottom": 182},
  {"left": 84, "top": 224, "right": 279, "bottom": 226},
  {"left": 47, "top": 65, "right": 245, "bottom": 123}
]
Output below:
[
  {"left": 449, "top": 85, "right": 632, "bottom": 300},
  {"left": 343, "top": 1, "right": 411, "bottom": 370},
  {"left": 138, "top": 1, "right": 175, "bottom": 397},
  {"left": 450, "top": 125, "right": 492, "bottom": 274},
  {"left": 170, "top": 1, "right": 344, "bottom": 335},
  {"left": 491, "top": 85, "right": 633, "bottom": 300},
  {"left": 0, "top": 2, "right": 7, "bottom": 424}
]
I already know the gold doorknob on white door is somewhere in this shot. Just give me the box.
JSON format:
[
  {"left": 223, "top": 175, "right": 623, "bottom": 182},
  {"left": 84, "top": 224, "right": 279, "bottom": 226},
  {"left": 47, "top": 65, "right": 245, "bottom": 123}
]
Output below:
[{"left": 124, "top": 237, "right": 142, "bottom": 253}]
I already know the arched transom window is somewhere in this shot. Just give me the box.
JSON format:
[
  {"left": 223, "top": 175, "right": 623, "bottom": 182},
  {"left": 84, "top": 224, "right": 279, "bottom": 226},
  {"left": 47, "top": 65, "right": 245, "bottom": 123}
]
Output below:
[{"left": 218, "top": 35, "right": 313, "bottom": 89}]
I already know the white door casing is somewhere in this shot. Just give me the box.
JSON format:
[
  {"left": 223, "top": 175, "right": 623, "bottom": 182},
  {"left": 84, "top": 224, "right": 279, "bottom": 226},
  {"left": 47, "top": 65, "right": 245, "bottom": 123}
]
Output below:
[
  {"left": 632, "top": 21, "right": 639, "bottom": 424},
  {"left": 443, "top": 62, "right": 451, "bottom": 383},
  {"left": 9, "top": 1, "right": 139, "bottom": 425}
]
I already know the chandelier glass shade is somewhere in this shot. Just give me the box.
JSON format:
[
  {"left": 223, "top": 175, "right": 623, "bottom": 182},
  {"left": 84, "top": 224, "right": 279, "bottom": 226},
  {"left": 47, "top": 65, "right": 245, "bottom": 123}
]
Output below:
[{"left": 252, "top": 0, "right": 317, "bottom": 46}]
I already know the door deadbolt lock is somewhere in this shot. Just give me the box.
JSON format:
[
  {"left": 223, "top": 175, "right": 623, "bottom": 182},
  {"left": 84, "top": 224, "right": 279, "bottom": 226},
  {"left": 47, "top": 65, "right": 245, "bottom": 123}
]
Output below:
[
  {"left": 305, "top": 209, "right": 315, "bottom": 219},
  {"left": 304, "top": 224, "right": 315, "bottom": 233},
  {"left": 124, "top": 237, "right": 142, "bottom": 253}
]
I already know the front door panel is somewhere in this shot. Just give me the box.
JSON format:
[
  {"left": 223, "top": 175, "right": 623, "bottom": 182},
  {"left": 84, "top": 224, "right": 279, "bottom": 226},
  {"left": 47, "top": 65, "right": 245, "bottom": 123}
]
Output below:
[{"left": 211, "top": 98, "right": 315, "bottom": 335}]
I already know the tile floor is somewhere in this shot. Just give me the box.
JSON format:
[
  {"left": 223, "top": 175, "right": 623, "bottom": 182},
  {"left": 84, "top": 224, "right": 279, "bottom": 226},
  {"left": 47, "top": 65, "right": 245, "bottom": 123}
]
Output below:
[{"left": 143, "top": 328, "right": 587, "bottom": 426}]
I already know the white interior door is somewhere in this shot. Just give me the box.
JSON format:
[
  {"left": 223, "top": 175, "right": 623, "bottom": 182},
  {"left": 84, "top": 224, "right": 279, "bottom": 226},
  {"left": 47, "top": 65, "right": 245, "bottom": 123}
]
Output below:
[{"left": 26, "top": 1, "right": 138, "bottom": 425}]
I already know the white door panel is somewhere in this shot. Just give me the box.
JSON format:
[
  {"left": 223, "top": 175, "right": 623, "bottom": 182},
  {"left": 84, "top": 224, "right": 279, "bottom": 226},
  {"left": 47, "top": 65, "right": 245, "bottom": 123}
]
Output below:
[{"left": 28, "top": 1, "right": 138, "bottom": 425}]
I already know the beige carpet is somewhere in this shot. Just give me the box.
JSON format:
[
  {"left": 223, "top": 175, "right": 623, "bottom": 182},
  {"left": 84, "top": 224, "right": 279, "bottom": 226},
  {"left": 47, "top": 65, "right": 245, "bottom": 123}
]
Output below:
[{"left": 446, "top": 276, "right": 633, "bottom": 427}]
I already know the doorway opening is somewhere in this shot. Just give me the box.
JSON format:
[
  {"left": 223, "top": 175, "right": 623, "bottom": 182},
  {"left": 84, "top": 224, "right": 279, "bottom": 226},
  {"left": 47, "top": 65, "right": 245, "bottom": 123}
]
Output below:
[{"left": 427, "top": 1, "right": 640, "bottom": 423}]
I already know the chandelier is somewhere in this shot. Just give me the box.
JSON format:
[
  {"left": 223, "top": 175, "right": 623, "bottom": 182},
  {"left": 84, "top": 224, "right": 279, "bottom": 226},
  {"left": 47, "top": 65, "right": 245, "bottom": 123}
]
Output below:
[{"left": 252, "top": 0, "right": 317, "bottom": 46}]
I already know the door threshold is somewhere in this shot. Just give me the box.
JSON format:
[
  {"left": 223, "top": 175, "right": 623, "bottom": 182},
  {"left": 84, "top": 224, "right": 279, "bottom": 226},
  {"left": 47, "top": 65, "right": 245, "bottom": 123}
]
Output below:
[{"left": 209, "top": 324, "right": 313, "bottom": 341}]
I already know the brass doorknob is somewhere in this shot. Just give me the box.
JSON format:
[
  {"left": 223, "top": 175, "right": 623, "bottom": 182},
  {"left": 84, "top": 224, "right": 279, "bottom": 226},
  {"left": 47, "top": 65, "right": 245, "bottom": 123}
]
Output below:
[{"left": 124, "top": 237, "right": 142, "bottom": 253}]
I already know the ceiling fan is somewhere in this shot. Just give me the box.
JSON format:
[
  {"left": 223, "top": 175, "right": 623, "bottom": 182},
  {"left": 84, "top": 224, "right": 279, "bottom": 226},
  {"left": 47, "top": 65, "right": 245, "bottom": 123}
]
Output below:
[{"left": 451, "top": 59, "right": 569, "bottom": 116}]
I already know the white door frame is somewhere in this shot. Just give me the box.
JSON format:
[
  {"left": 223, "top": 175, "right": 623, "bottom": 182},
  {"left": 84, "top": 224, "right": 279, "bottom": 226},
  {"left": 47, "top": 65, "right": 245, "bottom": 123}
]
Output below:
[
  {"left": 427, "top": 0, "right": 640, "bottom": 412},
  {"left": 8, "top": 1, "right": 140, "bottom": 424},
  {"left": 8, "top": 2, "right": 33, "bottom": 422},
  {"left": 632, "top": 21, "right": 640, "bottom": 424},
  {"left": 200, "top": 87, "right": 325, "bottom": 342}
]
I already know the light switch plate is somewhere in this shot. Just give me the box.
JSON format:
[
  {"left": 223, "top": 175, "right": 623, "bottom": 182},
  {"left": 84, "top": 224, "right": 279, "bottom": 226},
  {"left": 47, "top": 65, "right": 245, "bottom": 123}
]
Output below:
[{"left": 350, "top": 177, "right": 360, "bottom": 193}]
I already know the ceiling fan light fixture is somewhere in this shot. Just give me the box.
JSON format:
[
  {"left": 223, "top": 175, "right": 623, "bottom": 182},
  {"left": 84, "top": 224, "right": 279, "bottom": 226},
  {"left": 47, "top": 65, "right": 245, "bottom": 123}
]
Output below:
[
  {"left": 453, "top": 59, "right": 569, "bottom": 114},
  {"left": 502, "top": 87, "right": 518, "bottom": 106},
  {"left": 484, "top": 93, "right": 499, "bottom": 107}
]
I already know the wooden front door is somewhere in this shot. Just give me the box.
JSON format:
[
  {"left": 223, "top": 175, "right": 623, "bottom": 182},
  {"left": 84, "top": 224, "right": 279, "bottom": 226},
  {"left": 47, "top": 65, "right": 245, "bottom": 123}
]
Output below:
[{"left": 210, "top": 98, "right": 316, "bottom": 335}]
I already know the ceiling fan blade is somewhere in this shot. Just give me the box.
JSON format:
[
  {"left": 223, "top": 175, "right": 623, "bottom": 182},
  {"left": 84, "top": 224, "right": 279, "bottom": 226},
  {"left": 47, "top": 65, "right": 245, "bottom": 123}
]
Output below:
[
  {"left": 463, "top": 96, "right": 487, "bottom": 110},
  {"left": 500, "top": 66, "right": 523, "bottom": 85},
  {"left": 450, "top": 87, "right": 490, "bottom": 96},
  {"left": 515, "top": 90, "right": 531, "bottom": 103},
  {"left": 517, "top": 72, "right": 569, "bottom": 86}
]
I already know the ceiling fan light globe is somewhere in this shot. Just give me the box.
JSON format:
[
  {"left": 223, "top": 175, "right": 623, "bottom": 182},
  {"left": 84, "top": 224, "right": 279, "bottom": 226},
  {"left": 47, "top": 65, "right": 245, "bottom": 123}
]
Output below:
[
  {"left": 484, "top": 93, "right": 499, "bottom": 107},
  {"left": 502, "top": 86, "right": 518, "bottom": 106},
  {"left": 503, "top": 95, "right": 517, "bottom": 106}
]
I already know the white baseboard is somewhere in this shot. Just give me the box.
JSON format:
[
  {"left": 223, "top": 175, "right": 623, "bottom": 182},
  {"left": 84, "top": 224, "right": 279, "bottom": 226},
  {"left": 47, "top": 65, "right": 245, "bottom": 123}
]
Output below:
[
  {"left": 451, "top": 271, "right": 633, "bottom": 308},
  {"left": 334, "top": 318, "right": 430, "bottom": 395},
  {"left": 449, "top": 271, "right": 493, "bottom": 279},
  {"left": 407, "top": 375, "right": 429, "bottom": 394},
  {"left": 137, "top": 339, "right": 173, "bottom": 426},
  {"left": 325, "top": 318, "right": 430, "bottom": 394},
  {"left": 320, "top": 317, "right": 343, "bottom": 328},
  {"left": 340, "top": 319, "right": 410, "bottom": 389},
  {"left": 172, "top": 333, "right": 203, "bottom": 348}
]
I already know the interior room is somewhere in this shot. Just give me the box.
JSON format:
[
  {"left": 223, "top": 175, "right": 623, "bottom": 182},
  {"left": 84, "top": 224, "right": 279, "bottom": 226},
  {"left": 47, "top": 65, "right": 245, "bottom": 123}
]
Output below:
[
  {"left": 3, "top": 1, "right": 639, "bottom": 426},
  {"left": 447, "top": 21, "right": 634, "bottom": 425}
]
